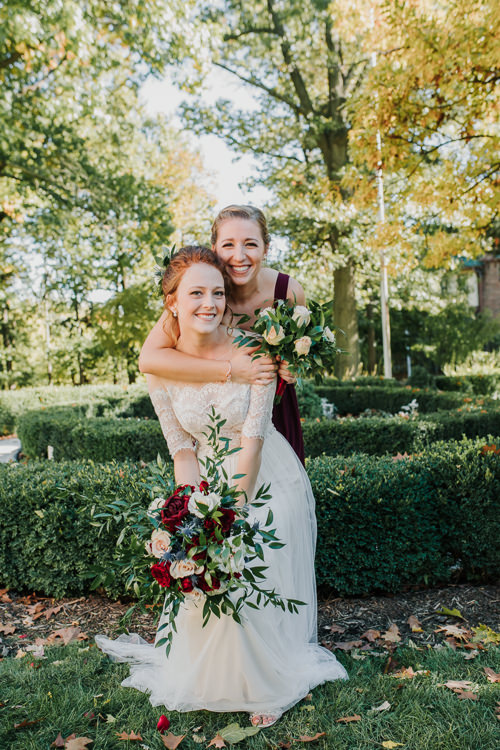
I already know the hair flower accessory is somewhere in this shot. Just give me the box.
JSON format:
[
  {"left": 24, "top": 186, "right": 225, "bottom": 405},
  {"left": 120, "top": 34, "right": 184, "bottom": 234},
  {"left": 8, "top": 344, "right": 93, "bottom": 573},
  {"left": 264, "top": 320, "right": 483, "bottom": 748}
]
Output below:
[{"left": 153, "top": 245, "right": 176, "bottom": 296}]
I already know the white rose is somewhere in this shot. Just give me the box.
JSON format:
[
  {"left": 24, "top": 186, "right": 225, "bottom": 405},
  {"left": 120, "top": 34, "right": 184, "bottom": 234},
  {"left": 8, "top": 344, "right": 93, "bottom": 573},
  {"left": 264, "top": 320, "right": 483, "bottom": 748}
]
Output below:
[
  {"left": 262, "top": 325, "right": 285, "bottom": 346},
  {"left": 323, "top": 326, "right": 335, "bottom": 344},
  {"left": 147, "top": 496, "right": 165, "bottom": 519},
  {"left": 292, "top": 305, "right": 311, "bottom": 327},
  {"left": 183, "top": 588, "right": 206, "bottom": 605},
  {"left": 188, "top": 490, "right": 221, "bottom": 518},
  {"left": 294, "top": 335, "right": 312, "bottom": 356},
  {"left": 170, "top": 559, "right": 204, "bottom": 578},
  {"left": 220, "top": 554, "right": 246, "bottom": 575},
  {"left": 145, "top": 529, "right": 172, "bottom": 558},
  {"left": 259, "top": 306, "right": 274, "bottom": 318}
]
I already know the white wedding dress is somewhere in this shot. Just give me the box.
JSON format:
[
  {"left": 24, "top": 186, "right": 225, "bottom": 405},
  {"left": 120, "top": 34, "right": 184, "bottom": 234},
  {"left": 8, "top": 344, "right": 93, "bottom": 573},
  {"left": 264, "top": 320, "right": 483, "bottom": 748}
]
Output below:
[{"left": 96, "top": 378, "right": 347, "bottom": 715}]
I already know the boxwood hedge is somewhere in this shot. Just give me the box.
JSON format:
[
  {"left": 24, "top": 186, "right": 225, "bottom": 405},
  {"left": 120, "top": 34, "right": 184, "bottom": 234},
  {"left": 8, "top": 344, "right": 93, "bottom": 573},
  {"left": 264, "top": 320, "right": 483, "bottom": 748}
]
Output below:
[
  {"left": 1, "top": 437, "right": 498, "bottom": 598},
  {"left": 314, "top": 384, "right": 467, "bottom": 415}
]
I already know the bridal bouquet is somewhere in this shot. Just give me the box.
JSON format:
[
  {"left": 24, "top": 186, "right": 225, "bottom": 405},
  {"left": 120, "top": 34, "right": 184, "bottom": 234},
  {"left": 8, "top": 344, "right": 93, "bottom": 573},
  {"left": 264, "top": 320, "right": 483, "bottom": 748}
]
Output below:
[
  {"left": 235, "top": 299, "right": 342, "bottom": 401},
  {"left": 88, "top": 409, "right": 303, "bottom": 655}
]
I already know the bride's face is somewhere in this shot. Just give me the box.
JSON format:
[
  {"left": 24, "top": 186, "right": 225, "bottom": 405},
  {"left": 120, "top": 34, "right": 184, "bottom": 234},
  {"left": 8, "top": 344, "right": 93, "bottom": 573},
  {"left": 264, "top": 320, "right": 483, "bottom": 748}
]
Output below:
[
  {"left": 171, "top": 263, "right": 226, "bottom": 336},
  {"left": 213, "top": 218, "right": 267, "bottom": 287}
]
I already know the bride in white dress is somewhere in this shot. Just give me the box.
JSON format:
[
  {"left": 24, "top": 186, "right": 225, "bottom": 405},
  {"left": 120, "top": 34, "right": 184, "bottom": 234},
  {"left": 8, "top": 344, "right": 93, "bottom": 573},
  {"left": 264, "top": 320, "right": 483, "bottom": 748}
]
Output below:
[{"left": 96, "top": 246, "right": 347, "bottom": 726}]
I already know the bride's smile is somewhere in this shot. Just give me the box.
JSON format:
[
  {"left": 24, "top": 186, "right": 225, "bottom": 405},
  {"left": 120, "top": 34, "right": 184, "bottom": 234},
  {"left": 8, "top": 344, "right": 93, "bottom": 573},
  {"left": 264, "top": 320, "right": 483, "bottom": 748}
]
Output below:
[{"left": 168, "top": 263, "right": 226, "bottom": 339}]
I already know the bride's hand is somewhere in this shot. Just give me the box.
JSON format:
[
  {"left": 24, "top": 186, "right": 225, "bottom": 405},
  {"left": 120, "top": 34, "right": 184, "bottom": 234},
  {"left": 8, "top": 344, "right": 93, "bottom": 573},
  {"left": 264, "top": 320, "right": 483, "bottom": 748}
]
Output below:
[
  {"left": 230, "top": 347, "right": 277, "bottom": 386},
  {"left": 276, "top": 357, "right": 297, "bottom": 384}
]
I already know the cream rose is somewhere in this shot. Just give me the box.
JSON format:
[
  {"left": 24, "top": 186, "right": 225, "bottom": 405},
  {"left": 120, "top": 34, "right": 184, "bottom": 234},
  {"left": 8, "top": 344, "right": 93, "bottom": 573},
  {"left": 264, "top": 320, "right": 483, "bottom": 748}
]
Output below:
[
  {"left": 145, "top": 529, "right": 172, "bottom": 558},
  {"left": 292, "top": 305, "right": 311, "bottom": 327},
  {"left": 323, "top": 326, "right": 335, "bottom": 344},
  {"left": 147, "top": 496, "right": 165, "bottom": 519},
  {"left": 184, "top": 588, "right": 206, "bottom": 605},
  {"left": 258, "top": 306, "right": 274, "bottom": 318},
  {"left": 294, "top": 335, "right": 312, "bottom": 356},
  {"left": 263, "top": 325, "right": 285, "bottom": 346},
  {"left": 170, "top": 559, "right": 204, "bottom": 578},
  {"left": 188, "top": 490, "right": 221, "bottom": 518}
]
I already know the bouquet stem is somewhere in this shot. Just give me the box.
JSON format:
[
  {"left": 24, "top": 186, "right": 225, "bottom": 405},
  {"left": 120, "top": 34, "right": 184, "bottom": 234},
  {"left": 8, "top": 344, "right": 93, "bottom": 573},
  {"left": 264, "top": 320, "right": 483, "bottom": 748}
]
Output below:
[{"left": 274, "top": 376, "right": 287, "bottom": 405}]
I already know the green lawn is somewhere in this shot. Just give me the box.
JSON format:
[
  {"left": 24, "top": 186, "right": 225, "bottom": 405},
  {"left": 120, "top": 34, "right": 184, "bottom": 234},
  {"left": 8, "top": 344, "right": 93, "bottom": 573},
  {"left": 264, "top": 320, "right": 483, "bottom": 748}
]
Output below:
[{"left": 0, "top": 641, "right": 498, "bottom": 749}]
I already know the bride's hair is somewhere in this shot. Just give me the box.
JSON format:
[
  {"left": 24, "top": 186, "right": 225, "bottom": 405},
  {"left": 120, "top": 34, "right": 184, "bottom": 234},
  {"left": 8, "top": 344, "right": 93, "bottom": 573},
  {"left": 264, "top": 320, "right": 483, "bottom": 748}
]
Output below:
[
  {"left": 211, "top": 205, "right": 270, "bottom": 248},
  {"left": 161, "top": 245, "right": 232, "bottom": 345}
]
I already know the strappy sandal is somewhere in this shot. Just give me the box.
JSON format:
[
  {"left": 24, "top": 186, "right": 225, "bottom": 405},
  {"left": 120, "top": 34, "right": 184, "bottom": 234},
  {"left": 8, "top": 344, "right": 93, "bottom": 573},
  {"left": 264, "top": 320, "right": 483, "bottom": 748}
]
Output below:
[{"left": 249, "top": 712, "right": 281, "bottom": 728}]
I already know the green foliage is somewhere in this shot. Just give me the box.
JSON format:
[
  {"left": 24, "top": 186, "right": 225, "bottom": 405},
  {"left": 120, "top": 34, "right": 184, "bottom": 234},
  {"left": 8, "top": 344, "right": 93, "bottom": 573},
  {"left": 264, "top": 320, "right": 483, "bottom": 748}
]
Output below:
[
  {"left": 1, "top": 438, "right": 498, "bottom": 598},
  {"left": 0, "top": 460, "right": 155, "bottom": 598},
  {"left": 303, "top": 408, "right": 500, "bottom": 458},
  {"left": 308, "top": 438, "right": 500, "bottom": 593},
  {"left": 296, "top": 381, "right": 323, "bottom": 418},
  {"left": 435, "top": 374, "right": 499, "bottom": 396},
  {"left": 314, "top": 383, "right": 465, "bottom": 415}
]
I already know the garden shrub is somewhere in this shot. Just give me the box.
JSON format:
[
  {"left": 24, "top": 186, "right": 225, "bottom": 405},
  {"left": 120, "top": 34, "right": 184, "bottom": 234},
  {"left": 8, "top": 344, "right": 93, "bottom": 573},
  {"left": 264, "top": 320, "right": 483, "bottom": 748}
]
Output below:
[
  {"left": 434, "top": 374, "right": 499, "bottom": 396},
  {"left": 308, "top": 437, "right": 500, "bottom": 593},
  {"left": 296, "top": 381, "right": 323, "bottom": 419},
  {"left": 313, "top": 384, "right": 466, "bottom": 415},
  {"left": 303, "top": 408, "right": 500, "bottom": 458},
  {"left": 1, "top": 437, "right": 498, "bottom": 598},
  {"left": 0, "top": 397, "right": 16, "bottom": 435}
]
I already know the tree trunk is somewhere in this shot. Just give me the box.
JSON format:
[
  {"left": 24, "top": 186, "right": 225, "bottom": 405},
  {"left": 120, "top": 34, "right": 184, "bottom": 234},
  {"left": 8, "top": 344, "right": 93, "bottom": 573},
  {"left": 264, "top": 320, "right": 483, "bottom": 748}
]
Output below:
[
  {"left": 333, "top": 263, "right": 360, "bottom": 379},
  {"left": 366, "top": 302, "right": 376, "bottom": 374}
]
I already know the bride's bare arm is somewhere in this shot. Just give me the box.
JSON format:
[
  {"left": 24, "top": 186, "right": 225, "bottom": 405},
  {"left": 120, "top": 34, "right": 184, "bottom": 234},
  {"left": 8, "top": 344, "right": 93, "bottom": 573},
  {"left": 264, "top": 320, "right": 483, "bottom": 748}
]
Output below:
[{"left": 139, "top": 312, "right": 276, "bottom": 385}]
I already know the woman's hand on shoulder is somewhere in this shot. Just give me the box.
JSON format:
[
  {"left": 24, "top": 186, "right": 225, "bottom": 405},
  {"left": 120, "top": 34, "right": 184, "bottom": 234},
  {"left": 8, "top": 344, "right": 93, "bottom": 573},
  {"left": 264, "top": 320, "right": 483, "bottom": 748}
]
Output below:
[
  {"left": 230, "top": 346, "right": 277, "bottom": 386},
  {"left": 286, "top": 277, "right": 306, "bottom": 306}
]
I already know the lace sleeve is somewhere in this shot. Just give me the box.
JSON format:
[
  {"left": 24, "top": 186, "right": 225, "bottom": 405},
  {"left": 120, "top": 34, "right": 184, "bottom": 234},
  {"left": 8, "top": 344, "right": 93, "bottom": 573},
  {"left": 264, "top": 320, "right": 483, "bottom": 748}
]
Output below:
[
  {"left": 241, "top": 379, "right": 276, "bottom": 440},
  {"left": 149, "top": 387, "right": 195, "bottom": 459}
]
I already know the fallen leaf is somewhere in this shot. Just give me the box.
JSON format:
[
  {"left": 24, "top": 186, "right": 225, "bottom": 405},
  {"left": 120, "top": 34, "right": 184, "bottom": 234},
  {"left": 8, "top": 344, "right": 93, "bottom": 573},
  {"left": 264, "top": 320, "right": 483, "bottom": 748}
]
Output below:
[
  {"left": 14, "top": 718, "right": 44, "bottom": 729},
  {"left": 333, "top": 640, "right": 363, "bottom": 650},
  {"left": 390, "top": 666, "right": 417, "bottom": 680},
  {"left": 336, "top": 714, "right": 361, "bottom": 723},
  {"left": 382, "top": 624, "right": 401, "bottom": 643},
  {"left": 43, "top": 605, "right": 63, "bottom": 621},
  {"left": 298, "top": 732, "right": 326, "bottom": 742},
  {"left": 484, "top": 667, "right": 500, "bottom": 683},
  {"left": 437, "top": 607, "right": 464, "bottom": 619},
  {"left": 218, "top": 722, "right": 260, "bottom": 743},
  {"left": 471, "top": 624, "right": 500, "bottom": 645},
  {"left": 51, "top": 732, "right": 66, "bottom": 747},
  {"left": 369, "top": 700, "right": 391, "bottom": 713},
  {"left": 160, "top": 732, "right": 185, "bottom": 749},
  {"left": 105, "top": 714, "right": 116, "bottom": 723},
  {"left": 116, "top": 731, "right": 143, "bottom": 741},
  {"left": 361, "top": 629, "right": 381, "bottom": 642},
  {"left": 329, "top": 623, "right": 346, "bottom": 634},
  {"left": 382, "top": 742, "right": 403, "bottom": 749},
  {"left": 456, "top": 690, "right": 479, "bottom": 701},
  {"left": 65, "top": 738, "right": 93, "bottom": 750},
  {"left": 46, "top": 627, "right": 87, "bottom": 646},
  {"left": 408, "top": 615, "right": 423, "bottom": 633},
  {"left": 443, "top": 680, "right": 474, "bottom": 691},
  {"left": 435, "top": 625, "right": 470, "bottom": 640},
  {"left": 207, "top": 735, "right": 226, "bottom": 749},
  {"left": 0, "top": 623, "right": 16, "bottom": 634}
]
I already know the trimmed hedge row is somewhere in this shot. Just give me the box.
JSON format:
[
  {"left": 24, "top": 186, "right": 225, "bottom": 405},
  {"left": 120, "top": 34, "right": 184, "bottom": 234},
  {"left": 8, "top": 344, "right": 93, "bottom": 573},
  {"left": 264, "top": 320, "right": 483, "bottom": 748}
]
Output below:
[
  {"left": 314, "top": 384, "right": 468, "bottom": 415},
  {"left": 434, "top": 374, "right": 499, "bottom": 396},
  {"left": 303, "top": 408, "right": 500, "bottom": 457},
  {"left": 18, "top": 403, "right": 500, "bottom": 461},
  {"left": 1, "top": 438, "right": 498, "bottom": 597}
]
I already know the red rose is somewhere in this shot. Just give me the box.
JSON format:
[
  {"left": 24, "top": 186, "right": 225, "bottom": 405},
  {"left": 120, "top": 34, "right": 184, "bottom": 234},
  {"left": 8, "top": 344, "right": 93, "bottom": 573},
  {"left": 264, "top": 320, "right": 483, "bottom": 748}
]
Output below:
[
  {"left": 151, "top": 561, "right": 172, "bottom": 588},
  {"left": 219, "top": 507, "right": 236, "bottom": 533},
  {"left": 197, "top": 573, "right": 221, "bottom": 592},
  {"left": 157, "top": 715, "right": 170, "bottom": 733},
  {"left": 203, "top": 517, "right": 217, "bottom": 535},
  {"left": 199, "top": 480, "right": 210, "bottom": 493},
  {"left": 180, "top": 577, "right": 194, "bottom": 593},
  {"left": 161, "top": 491, "right": 190, "bottom": 532}
]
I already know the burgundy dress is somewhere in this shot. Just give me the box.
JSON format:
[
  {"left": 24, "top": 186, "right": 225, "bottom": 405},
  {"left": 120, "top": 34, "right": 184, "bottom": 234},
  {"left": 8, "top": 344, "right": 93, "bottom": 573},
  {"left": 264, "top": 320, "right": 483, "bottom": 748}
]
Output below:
[{"left": 271, "top": 272, "right": 305, "bottom": 465}]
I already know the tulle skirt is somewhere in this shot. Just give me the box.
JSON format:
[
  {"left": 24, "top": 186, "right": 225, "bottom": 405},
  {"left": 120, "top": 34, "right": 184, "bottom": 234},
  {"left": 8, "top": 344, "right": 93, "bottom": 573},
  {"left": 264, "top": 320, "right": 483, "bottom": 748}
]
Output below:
[{"left": 96, "top": 429, "right": 347, "bottom": 713}]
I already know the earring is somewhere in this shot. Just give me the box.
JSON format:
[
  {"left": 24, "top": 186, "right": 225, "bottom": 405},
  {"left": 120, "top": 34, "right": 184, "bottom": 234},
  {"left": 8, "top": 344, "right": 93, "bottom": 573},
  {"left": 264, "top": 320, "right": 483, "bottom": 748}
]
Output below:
[{"left": 172, "top": 310, "right": 177, "bottom": 318}]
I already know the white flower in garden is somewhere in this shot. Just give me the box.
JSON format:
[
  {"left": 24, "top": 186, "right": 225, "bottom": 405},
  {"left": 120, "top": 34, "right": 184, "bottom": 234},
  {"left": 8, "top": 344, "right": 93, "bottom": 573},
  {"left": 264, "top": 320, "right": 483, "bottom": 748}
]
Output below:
[
  {"left": 170, "top": 559, "right": 204, "bottom": 578},
  {"left": 259, "top": 306, "right": 274, "bottom": 318},
  {"left": 323, "top": 326, "right": 335, "bottom": 344},
  {"left": 147, "top": 496, "right": 165, "bottom": 519},
  {"left": 188, "top": 490, "right": 221, "bottom": 518},
  {"left": 294, "top": 336, "right": 312, "bottom": 356},
  {"left": 292, "top": 305, "right": 311, "bottom": 327},
  {"left": 263, "top": 325, "right": 285, "bottom": 346},
  {"left": 145, "top": 529, "right": 172, "bottom": 558}
]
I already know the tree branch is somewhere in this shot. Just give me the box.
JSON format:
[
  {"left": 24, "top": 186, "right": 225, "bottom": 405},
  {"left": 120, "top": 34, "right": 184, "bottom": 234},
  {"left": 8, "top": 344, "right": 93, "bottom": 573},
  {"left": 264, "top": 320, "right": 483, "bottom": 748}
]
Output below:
[
  {"left": 224, "top": 26, "right": 277, "bottom": 41},
  {"left": 213, "top": 61, "right": 301, "bottom": 114},
  {"left": 0, "top": 51, "right": 22, "bottom": 70}
]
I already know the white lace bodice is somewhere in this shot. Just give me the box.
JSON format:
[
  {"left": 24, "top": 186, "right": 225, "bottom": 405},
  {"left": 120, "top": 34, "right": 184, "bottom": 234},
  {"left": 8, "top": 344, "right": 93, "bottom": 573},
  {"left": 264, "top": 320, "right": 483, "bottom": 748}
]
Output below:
[{"left": 149, "top": 379, "right": 277, "bottom": 459}]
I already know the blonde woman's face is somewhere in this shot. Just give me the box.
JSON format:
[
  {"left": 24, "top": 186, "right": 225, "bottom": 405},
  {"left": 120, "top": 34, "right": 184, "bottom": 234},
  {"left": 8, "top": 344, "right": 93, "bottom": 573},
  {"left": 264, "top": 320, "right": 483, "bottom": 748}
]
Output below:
[{"left": 213, "top": 218, "right": 267, "bottom": 287}]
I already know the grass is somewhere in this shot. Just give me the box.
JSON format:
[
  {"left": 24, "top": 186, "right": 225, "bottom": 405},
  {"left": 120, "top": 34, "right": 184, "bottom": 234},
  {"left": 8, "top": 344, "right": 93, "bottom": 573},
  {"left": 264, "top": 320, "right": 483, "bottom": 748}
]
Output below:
[{"left": 0, "top": 641, "right": 498, "bottom": 749}]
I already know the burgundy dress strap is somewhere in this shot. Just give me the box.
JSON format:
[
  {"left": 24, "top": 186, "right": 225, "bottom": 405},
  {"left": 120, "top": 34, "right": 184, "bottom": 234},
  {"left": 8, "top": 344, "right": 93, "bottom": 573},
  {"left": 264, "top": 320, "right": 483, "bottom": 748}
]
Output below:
[
  {"left": 271, "top": 272, "right": 306, "bottom": 465},
  {"left": 274, "top": 272, "right": 289, "bottom": 301}
]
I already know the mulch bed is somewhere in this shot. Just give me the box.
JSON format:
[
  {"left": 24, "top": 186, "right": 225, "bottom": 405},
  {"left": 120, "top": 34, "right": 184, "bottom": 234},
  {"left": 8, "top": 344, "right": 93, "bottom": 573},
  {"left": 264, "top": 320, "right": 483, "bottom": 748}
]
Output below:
[{"left": 1, "top": 583, "right": 498, "bottom": 658}]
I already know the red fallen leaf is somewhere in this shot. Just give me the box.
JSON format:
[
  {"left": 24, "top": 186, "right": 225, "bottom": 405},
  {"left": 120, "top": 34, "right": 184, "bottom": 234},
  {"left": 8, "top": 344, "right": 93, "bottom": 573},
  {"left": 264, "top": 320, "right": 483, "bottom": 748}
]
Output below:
[
  {"left": 336, "top": 715, "right": 361, "bottom": 723},
  {"left": 161, "top": 732, "right": 186, "bottom": 749},
  {"left": 484, "top": 667, "right": 500, "bottom": 683},
  {"left": 116, "top": 731, "right": 143, "bottom": 740},
  {"left": 297, "top": 732, "right": 326, "bottom": 742},
  {"left": 361, "top": 629, "right": 380, "bottom": 642},
  {"left": 157, "top": 714, "right": 171, "bottom": 732},
  {"left": 207, "top": 734, "right": 226, "bottom": 748},
  {"left": 65, "top": 738, "right": 93, "bottom": 750},
  {"left": 19, "top": 634, "right": 27, "bottom": 639},
  {"left": 333, "top": 640, "right": 363, "bottom": 650},
  {"left": 14, "top": 718, "right": 44, "bottom": 729}
]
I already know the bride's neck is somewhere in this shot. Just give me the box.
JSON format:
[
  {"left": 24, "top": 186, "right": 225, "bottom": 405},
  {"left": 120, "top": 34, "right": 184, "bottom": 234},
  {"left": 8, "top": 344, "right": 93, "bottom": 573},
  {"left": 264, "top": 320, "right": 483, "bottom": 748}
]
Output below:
[{"left": 176, "top": 326, "right": 229, "bottom": 359}]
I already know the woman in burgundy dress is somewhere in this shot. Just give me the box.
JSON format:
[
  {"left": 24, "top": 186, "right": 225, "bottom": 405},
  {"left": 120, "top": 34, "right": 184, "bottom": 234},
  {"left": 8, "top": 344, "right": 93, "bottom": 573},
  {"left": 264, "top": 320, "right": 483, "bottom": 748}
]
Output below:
[{"left": 139, "top": 205, "right": 305, "bottom": 463}]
